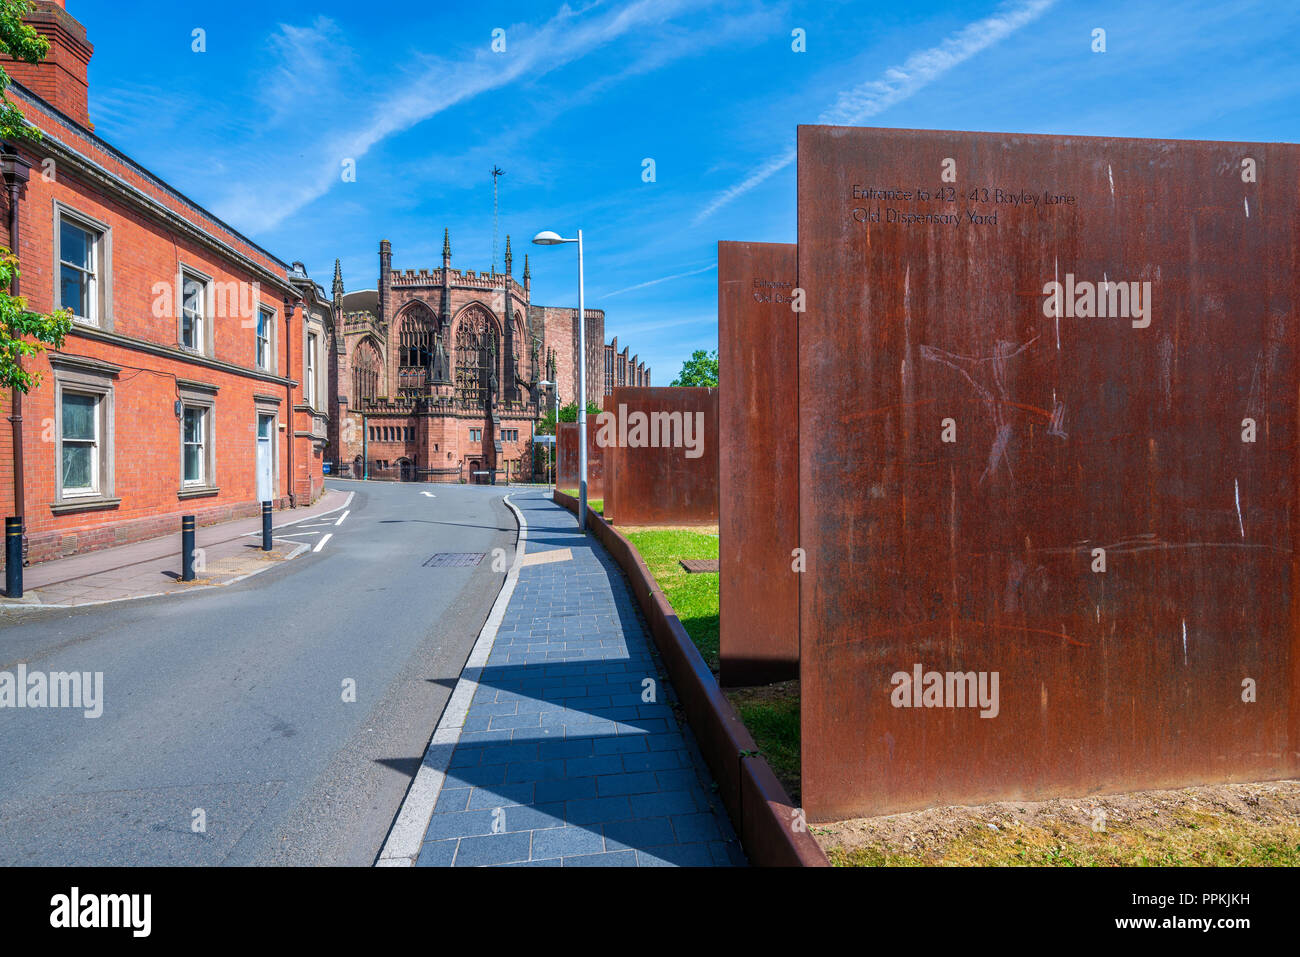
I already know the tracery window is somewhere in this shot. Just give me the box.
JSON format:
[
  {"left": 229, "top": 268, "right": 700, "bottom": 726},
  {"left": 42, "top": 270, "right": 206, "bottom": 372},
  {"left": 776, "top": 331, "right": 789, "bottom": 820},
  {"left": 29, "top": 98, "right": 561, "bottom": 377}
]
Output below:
[
  {"left": 352, "top": 338, "right": 381, "bottom": 405},
  {"left": 398, "top": 304, "right": 436, "bottom": 368},
  {"left": 455, "top": 308, "right": 498, "bottom": 406}
]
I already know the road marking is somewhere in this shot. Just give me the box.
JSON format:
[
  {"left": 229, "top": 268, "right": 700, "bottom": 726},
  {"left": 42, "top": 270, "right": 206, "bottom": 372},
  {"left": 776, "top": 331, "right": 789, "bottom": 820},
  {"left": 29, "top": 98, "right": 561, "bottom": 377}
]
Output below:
[
  {"left": 239, "top": 490, "right": 356, "bottom": 537},
  {"left": 335, "top": 509, "right": 350, "bottom": 526},
  {"left": 313, "top": 534, "right": 333, "bottom": 552},
  {"left": 420, "top": 491, "right": 436, "bottom": 498}
]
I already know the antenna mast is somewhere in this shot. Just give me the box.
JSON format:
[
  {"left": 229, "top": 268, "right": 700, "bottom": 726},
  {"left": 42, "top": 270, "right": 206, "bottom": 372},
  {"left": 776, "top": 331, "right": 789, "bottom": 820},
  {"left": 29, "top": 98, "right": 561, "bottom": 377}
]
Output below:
[{"left": 491, "top": 166, "right": 505, "bottom": 274}]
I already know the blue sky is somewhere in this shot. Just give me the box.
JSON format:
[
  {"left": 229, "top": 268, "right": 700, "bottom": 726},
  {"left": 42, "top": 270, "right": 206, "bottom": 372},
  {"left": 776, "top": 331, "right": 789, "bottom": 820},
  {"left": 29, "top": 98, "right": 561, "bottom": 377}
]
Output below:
[{"left": 77, "top": 0, "right": 1298, "bottom": 383}]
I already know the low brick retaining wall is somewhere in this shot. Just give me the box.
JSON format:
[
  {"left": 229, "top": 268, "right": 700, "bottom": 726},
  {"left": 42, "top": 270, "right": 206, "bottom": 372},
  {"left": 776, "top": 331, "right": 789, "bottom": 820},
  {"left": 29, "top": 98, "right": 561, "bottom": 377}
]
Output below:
[{"left": 554, "top": 489, "right": 827, "bottom": 867}]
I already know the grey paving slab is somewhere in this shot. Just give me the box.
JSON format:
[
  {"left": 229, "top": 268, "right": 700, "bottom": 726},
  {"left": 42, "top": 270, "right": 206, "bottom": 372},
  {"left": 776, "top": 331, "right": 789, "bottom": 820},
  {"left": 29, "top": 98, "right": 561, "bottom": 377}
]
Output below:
[{"left": 417, "top": 491, "right": 744, "bottom": 867}]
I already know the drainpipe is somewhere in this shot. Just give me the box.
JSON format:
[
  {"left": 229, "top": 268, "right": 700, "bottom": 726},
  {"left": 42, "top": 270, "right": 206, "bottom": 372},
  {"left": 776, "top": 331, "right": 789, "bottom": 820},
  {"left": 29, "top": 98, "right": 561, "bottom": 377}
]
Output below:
[
  {"left": 283, "top": 298, "right": 298, "bottom": 507},
  {"left": 2, "top": 145, "right": 32, "bottom": 528},
  {"left": 362, "top": 412, "right": 368, "bottom": 479}
]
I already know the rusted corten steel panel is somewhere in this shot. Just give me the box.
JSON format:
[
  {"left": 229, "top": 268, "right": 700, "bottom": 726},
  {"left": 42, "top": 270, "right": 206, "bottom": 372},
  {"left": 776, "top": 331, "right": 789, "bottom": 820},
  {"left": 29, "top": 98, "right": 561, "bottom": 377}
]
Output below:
[
  {"left": 556, "top": 421, "right": 604, "bottom": 496},
  {"left": 719, "top": 242, "right": 801, "bottom": 686},
  {"left": 603, "top": 387, "right": 719, "bottom": 526},
  {"left": 797, "top": 124, "right": 1300, "bottom": 822}
]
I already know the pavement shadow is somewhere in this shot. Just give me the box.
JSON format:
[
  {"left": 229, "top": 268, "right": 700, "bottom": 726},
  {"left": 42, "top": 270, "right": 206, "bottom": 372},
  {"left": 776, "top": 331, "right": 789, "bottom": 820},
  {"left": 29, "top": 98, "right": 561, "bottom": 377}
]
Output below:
[{"left": 395, "top": 496, "right": 743, "bottom": 867}]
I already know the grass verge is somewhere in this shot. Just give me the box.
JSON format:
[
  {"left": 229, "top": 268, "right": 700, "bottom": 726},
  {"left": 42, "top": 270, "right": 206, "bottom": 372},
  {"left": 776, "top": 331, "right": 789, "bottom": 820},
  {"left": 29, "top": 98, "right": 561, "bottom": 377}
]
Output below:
[
  {"left": 725, "top": 681, "right": 801, "bottom": 806},
  {"left": 559, "top": 489, "right": 602, "bottom": 514},
  {"left": 623, "top": 528, "right": 718, "bottom": 670}
]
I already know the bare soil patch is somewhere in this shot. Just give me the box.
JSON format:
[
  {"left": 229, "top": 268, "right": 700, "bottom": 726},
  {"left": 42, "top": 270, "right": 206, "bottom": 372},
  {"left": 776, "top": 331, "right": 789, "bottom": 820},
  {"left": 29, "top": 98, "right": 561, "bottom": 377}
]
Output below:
[{"left": 817, "top": 778, "right": 1300, "bottom": 866}]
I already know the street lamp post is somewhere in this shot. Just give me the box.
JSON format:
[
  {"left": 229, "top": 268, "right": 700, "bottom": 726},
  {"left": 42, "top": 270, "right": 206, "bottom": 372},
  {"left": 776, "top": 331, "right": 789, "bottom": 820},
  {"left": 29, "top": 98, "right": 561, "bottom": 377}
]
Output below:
[{"left": 533, "top": 230, "right": 588, "bottom": 532}]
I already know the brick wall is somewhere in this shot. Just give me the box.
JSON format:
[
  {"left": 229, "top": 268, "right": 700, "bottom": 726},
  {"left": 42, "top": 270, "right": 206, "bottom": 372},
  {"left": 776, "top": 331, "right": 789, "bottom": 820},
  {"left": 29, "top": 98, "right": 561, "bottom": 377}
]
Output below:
[
  {"left": 0, "top": 2, "right": 93, "bottom": 130},
  {"left": 533, "top": 305, "right": 605, "bottom": 409},
  {"left": 0, "top": 83, "right": 322, "bottom": 567}
]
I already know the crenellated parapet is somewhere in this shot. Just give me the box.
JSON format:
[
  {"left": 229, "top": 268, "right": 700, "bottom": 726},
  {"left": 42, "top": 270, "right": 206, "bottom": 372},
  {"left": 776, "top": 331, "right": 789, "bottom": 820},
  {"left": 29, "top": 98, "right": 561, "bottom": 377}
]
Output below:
[
  {"left": 388, "top": 266, "right": 525, "bottom": 298},
  {"left": 342, "top": 310, "right": 381, "bottom": 331}
]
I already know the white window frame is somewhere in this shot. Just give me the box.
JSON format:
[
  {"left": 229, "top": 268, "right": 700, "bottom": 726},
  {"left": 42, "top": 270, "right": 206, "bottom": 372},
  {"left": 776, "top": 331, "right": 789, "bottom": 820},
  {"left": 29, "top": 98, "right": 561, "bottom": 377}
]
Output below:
[
  {"left": 305, "top": 330, "right": 318, "bottom": 407},
  {"left": 59, "top": 222, "right": 96, "bottom": 325},
  {"left": 179, "top": 270, "right": 208, "bottom": 353},
  {"left": 256, "top": 306, "right": 275, "bottom": 371},
  {"left": 53, "top": 203, "right": 112, "bottom": 329},
  {"left": 49, "top": 355, "right": 119, "bottom": 510},
  {"left": 177, "top": 381, "right": 218, "bottom": 496},
  {"left": 181, "top": 406, "right": 207, "bottom": 487},
  {"left": 59, "top": 390, "right": 101, "bottom": 498}
]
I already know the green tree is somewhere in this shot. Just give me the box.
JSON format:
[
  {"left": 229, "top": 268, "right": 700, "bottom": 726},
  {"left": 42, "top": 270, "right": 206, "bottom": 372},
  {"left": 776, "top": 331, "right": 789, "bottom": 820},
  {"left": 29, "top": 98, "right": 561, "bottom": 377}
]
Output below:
[
  {"left": 0, "top": 253, "right": 71, "bottom": 391},
  {"left": 537, "top": 399, "right": 602, "bottom": 435},
  {"left": 0, "top": 0, "right": 47, "bottom": 145},
  {"left": 671, "top": 348, "right": 718, "bottom": 387},
  {"left": 0, "top": 1, "right": 70, "bottom": 393}
]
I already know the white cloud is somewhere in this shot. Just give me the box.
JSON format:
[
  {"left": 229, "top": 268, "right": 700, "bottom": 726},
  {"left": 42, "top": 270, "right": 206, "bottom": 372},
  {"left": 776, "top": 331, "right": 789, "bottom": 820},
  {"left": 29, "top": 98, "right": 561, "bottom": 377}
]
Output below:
[
  {"left": 598, "top": 262, "right": 717, "bottom": 299},
  {"left": 217, "top": 0, "right": 710, "bottom": 232},
  {"left": 616, "top": 313, "right": 716, "bottom": 334},
  {"left": 263, "top": 18, "right": 353, "bottom": 123},
  {"left": 692, "top": 0, "right": 1057, "bottom": 224}
]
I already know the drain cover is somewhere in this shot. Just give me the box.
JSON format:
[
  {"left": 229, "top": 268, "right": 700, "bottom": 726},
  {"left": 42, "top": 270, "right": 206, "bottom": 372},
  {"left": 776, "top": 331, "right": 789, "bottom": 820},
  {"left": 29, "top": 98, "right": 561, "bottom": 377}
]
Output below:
[
  {"left": 679, "top": 559, "right": 720, "bottom": 574},
  {"left": 424, "top": 552, "right": 486, "bottom": 567}
]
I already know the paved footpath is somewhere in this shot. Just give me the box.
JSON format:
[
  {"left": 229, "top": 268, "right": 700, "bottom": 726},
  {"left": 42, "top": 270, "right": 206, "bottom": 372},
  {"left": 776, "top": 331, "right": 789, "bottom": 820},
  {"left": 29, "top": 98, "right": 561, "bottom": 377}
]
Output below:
[{"left": 415, "top": 491, "right": 745, "bottom": 867}]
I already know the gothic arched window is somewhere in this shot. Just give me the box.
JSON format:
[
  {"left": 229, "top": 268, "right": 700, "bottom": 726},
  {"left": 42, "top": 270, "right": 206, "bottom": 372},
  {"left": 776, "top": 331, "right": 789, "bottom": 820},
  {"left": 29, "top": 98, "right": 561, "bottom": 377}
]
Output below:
[
  {"left": 398, "top": 304, "right": 436, "bottom": 368},
  {"left": 455, "top": 307, "right": 498, "bottom": 406},
  {"left": 352, "top": 337, "right": 382, "bottom": 405}
]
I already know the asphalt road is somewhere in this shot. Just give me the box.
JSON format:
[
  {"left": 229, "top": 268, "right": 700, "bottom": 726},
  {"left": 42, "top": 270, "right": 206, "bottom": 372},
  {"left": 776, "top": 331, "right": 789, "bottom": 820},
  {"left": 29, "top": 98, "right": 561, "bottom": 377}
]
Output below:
[{"left": 0, "top": 480, "right": 521, "bottom": 865}]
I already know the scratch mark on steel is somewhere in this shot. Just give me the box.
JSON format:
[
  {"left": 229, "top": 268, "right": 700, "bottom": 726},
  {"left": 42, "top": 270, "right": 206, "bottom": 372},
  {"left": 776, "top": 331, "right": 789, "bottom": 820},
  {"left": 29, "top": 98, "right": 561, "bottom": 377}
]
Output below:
[{"left": 1235, "top": 478, "right": 1245, "bottom": 538}]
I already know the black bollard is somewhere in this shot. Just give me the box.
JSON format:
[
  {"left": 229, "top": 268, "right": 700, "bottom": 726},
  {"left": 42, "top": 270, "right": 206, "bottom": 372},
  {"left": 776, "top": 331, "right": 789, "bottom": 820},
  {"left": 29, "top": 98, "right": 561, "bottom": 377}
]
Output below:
[
  {"left": 181, "top": 515, "right": 196, "bottom": 582},
  {"left": 5, "top": 517, "right": 22, "bottom": 598},
  {"left": 261, "top": 501, "right": 272, "bottom": 552}
]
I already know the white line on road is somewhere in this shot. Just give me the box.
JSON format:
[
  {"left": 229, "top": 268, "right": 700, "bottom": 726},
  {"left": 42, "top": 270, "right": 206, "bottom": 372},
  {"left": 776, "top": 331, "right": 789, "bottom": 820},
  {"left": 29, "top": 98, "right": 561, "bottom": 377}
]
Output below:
[
  {"left": 313, "top": 533, "right": 333, "bottom": 552},
  {"left": 420, "top": 491, "right": 436, "bottom": 498},
  {"left": 239, "top": 490, "right": 356, "bottom": 537},
  {"left": 335, "top": 510, "right": 350, "bottom": 526}
]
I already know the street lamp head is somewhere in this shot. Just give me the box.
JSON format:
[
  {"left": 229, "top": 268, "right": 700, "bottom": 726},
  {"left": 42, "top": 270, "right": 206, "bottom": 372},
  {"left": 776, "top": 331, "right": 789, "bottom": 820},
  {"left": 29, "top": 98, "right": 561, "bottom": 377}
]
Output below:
[{"left": 532, "top": 230, "right": 568, "bottom": 246}]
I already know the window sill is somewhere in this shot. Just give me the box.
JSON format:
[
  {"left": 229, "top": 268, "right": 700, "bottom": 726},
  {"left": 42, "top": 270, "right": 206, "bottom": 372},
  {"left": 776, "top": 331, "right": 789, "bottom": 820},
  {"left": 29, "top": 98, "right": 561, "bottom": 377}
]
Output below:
[
  {"left": 50, "top": 496, "right": 121, "bottom": 515},
  {"left": 178, "top": 486, "right": 220, "bottom": 500}
]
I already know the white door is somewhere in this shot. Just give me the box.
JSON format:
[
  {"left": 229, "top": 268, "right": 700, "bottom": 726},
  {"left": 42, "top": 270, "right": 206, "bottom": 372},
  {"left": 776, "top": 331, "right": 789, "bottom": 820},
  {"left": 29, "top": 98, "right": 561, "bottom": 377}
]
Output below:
[{"left": 256, "top": 414, "right": 274, "bottom": 501}]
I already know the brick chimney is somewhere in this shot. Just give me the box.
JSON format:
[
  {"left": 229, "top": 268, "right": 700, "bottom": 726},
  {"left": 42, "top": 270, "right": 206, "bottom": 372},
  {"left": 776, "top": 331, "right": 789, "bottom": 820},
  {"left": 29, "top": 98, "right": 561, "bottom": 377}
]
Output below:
[{"left": 1, "top": 1, "right": 94, "bottom": 129}]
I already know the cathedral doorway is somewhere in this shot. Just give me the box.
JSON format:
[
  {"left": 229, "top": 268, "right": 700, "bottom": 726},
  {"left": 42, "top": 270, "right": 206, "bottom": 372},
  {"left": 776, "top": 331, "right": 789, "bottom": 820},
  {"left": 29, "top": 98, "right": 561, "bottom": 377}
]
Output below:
[{"left": 398, "top": 458, "right": 414, "bottom": 482}]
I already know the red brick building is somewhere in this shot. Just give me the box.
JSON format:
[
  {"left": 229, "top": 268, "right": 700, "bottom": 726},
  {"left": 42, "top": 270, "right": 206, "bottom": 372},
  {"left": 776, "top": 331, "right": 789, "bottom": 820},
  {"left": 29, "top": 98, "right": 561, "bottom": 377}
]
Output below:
[
  {"left": 332, "top": 235, "right": 608, "bottom": 483},
  {"left": 603, "top": 336, "right": 650, "bottom": 400},
  {"left": 0, "top": 1, "right": 327, "bottom": 566}
]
